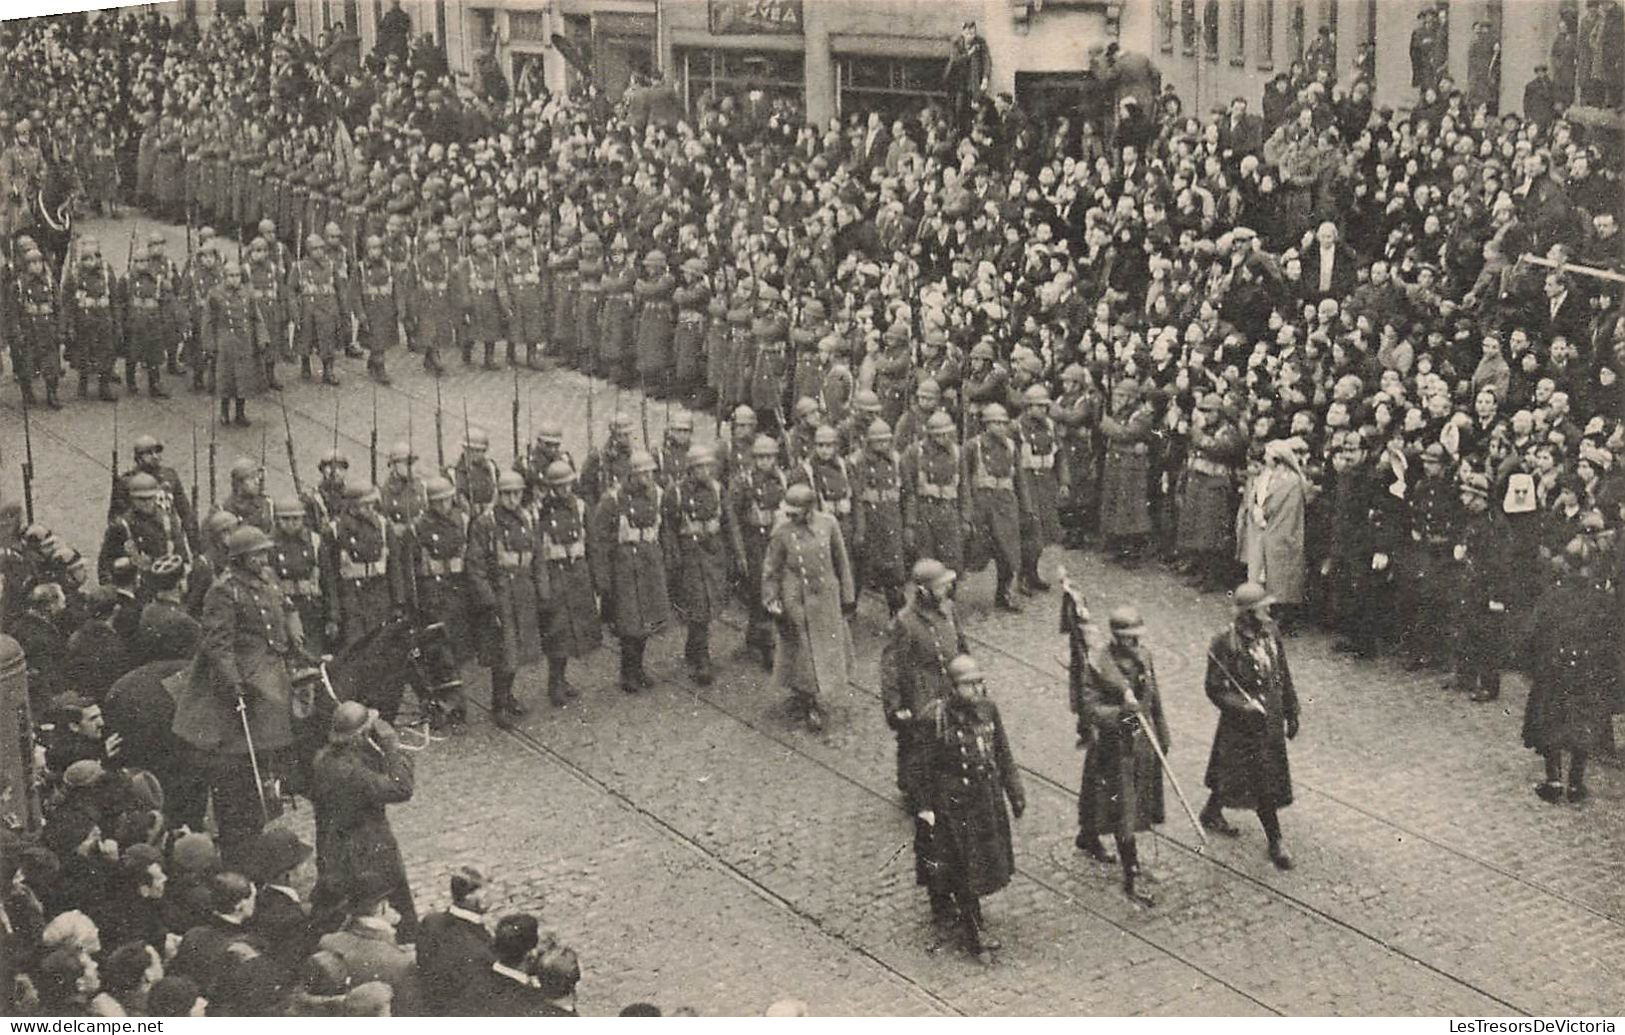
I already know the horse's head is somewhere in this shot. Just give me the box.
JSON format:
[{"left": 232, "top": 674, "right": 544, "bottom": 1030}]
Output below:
[{"left": 406, "top": 621, "right": 464, "bottom": 702}]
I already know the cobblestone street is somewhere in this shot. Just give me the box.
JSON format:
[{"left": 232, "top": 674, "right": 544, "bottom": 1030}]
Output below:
[{"left": 4, "top": 212, "right": 1621, "bottom": 1016}]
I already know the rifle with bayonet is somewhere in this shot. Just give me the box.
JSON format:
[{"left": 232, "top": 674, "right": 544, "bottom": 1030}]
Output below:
[
  {"left": 20, "top": 398, "right": 35, "bottom": 524},
  {"left": 191, "top": 424, "right": 200, "bottom": 526},
  {"left": 280, "top": 390, "right": 305, "bottom": 500},
  {"left": 434, "top": 376, "right": 445, "bottom": 470},
  {"left": 512, "top": 367, "right": 521, "bottom": 468},
  {"left": 370, "top": 383, "right": 379, "bottom": 486},
  {"left": 208, "top": 412, "right": 217, "bottom": 506},
  {"left": 111, "top": 401, "right": 120, "bottom": 504}
]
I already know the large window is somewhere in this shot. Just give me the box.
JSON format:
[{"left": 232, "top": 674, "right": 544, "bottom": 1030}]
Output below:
[
  {"left": 1203, "top": 0, "right": 1221, "bottom": 61},
  {"left": 1256, "top": 0, "right": 1275, "bottom": 69},
  {"left": 1158, "top": 0, "right": 1175, "bottom": 52},
  {"left": 836, "top": 55, "right": 948, "bottom": 120},
  {"left": 1230, "top": 0, "right": 1247, "bottom": 66},
  {"left": 1181, "top": 0, "right": 1198, "bottom": 54},
  {"left": 680, "top": 48, "right": 805, "bottom": 114}
]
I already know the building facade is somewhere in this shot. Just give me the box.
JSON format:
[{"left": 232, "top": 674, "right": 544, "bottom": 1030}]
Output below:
[{"left": 165, "top": 0, "right": 1612, "bottom": 125}]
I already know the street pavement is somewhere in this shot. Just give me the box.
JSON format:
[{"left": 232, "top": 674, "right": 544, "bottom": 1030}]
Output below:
[{"left": 1, "top": 212, "right": 1621, "bottom": 1016}]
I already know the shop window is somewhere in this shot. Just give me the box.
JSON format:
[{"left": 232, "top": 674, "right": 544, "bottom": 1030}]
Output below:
[
  {"left": 1230, "top": 0, "right": 1247, "bottom": 66},
  {"left": 1204, "top": 0, "right": 1221, "bottom": 61},
  {"left": 1181, "top": 0, "right": 1198, "bottom": 54},
  {"left": 1256, "top": 0, "right": 1275, "bottom": 69},
  {"left": 1158, "top": 0, "right": 1175, "bottom": 52},
  {"left": 1287, "top": 0, "right": 1305, "bottom": 63},
  {"left": 836, "top": 55, "right": 949, "bottom": 120},
  {"left": 680, "top": 48, "right": 805, "bottom": 114}
]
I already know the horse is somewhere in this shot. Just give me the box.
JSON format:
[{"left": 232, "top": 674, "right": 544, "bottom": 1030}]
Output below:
[{"left": 101, "top": 618, "right": 462, "bottom": 830}]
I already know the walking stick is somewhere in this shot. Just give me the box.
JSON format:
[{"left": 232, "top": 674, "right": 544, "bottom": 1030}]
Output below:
[
  {"left": 236, "top": 694, "right": 271, "bottom": 823},
  {"left": 1057, "top": 567, "right": 1208, "bottom": 849}
]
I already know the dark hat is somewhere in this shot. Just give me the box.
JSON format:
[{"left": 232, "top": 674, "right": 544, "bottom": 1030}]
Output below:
[
  {"left": 348, "top": 870, "right": 400, "bottom": 914},
  {"left": 299, "top": 951, "right": 352, "bottom": 997},
  {"left": 242, "top": 828, "right": 312, "bottom": 884}
]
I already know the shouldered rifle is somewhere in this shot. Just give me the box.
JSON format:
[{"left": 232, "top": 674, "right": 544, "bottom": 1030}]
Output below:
[
  {"left": 434, "top": 376, "right": 445, "bottom": 469},
  {"left": 512, "top": 366, "right": 521, "bottom": 467},
  {"left": 20, "top": 398, "right": 35, "bottom": 524},
  {"left": 280, "top": 390, "right": 304, "bottom": 499},
  {"left": 111, "top": 400, "right": 120, "bottom": 503},
  {"left": 191, "top": 423, "right": 200, "bottom": 523},
  {"left": 208, "top": 411, "right": 218, "bottom": 506},
  {"left": 370, "top": 383, "right": 379, "bottom": 486}
]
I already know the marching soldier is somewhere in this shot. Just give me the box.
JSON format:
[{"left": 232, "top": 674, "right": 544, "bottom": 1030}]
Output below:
[
  {"left": 881, "top": 558, "right": 966, "bottom": 820},
  {"left": 132, "top": 554, "right": 201, "bottom": 665},
  {"left": 356, "top": 234, "right": 399, "bottom": 385},
  {"left": 120, "top": 251, "right": 172, "bottom": 398},
  {"left": 172, "top": 525, "right": 302, "bottom": 857},
  {"left": 270, "top": 496, "right": 336, "bottom": 660},
  {"left": 521, "top": 420, "right": 575, "bottom": 501},
  {"left": 1176, "top": 393, "right": 1245, "bottom": 590},
  {"left": 379, "top": 441, "right": 429, "bottom": 533},
  {"left": 460, "top": 232, "right": 510, "bottom": 370},
  {"left": 204, "top": 261, "right": 268, "bottom": 427},
  {"left": 98, "top": 472, "right": 192, "bottom": 592},
  {"left": 1322, "top": 430, "right": 1389, "bottom": 658},
  {"left": 763, "top": 482, "right": 856, "bottom": 733},
  {"left": 182, "top": 240, "right": 224, "bottom": 392},
  {"left": 573, "top": 231, "right": 606, "bottom": 374},
  {"left": 1199, "top": 582, "right": 1301, "bottom": 870},
  {"left": 327, "top": 482, "right": 406, "bottom": 652},
  {"left": 12, "top": 245, "right": 64, "bottom": 408},
  {"left": 412, "top": 226, "right": 459, "bottom": 375},
  {"left": 505, "top": 224, "right": 547, "bottom": 370},
  {"left": 546, "top": 224, "right": 580, "bottom": 368},
  {"left": 382, "top": 212, "right": 416, "bottom": 357},
  {"left": 536, "top": 462, "right": 601, "bottom": 707},
  {"left": 579, "top": 413, "right": 636, "bottom": 507},
  {"left": 289, "top": 233, "right": 348, "bottom": 386},
  {"left": 633, "top": 249, "right": 676, "bottom": 396},
  {"left": 657, "top": 412, "right": 695, "bottom": 488},
  {"left": 784, "top": 396, "right": 824, "bottom": 470},
  {"left": 749, "top": 284, "right": 791, "bottom": 433},
  {"left": 221, "top": 457, "right": 274, "bottom": 532},
  {"left": 1075, "top": 606, "right": 1170, "bottom": 907},
  {"left": 316, "top": 450, "right": 351, "bottom": 527},
  {"left": 244, "top": 236, "right": 288, "bottom": 391},
  {"left": 901, "top": 410, "right": 967, "bottom": 572},
  {"left": 790, "top": 300, "right": 831, "bottom": 406},
  {"left": 601, "top": 233, "right": 640, "bottom": 386},
  {"left": 871, "top": 323, "right": 913, "bottom": 425},
  {"left": 404, "top": 476, "right": 473, "bottom": 678},
  {"left": 717, "top": 405, "right": 759, "bottom": 490},
  {"left": 795, "top": 425, "right": 857, "bottom": 550},
  {"left": 589, "top": 450, "right": 671, "bottom": 695},
  {"left": 146, "top": 235, "right": 186, "bottom": 378},
  {"left": 186, "top": 510, "right": 241, "bottom": 618},
  {"left": 965, "top": 403, "right": 1026, "bottom": 612},
  {"left": 1015, "top": 385, "right": 1061, "bottom": 595},
  {"left": 663, "top": 445, "right": 728, "bottom": 687},
  {"left": 849, "top": 418, "right": 908, "bottom": 615},
  {"left": 836, "top": 387, "right": 882, "bottom": 456},
  {"left": 451, "top": 426, "right": 502, "bottom": 516},
  {"left": 919, "top": 655, "right": 1024, "bottom": 961},
  {"left": 66, "top": 237, "right": 123, "bottom": 402},
  {"left": 109, "top": 433, "right": 198, "bottom": 547},
  {"left": 961, "top": 341, "right": 1009, "bottom": 436},
  {"left": 728, "top": 434, "right": 789, "bottom": 669},
  {"left": 671, "top": 255, "right": 711, "bottom": 400},
  {"left": 894, "top": 379, "right": 944, "bottom": 453}
]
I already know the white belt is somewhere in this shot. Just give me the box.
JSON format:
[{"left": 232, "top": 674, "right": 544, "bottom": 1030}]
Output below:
[
  {"left": 860, "top": 488, "right": 899, "bottom": 503},
  {"left": 919, "top": 483, "right": 958, "bottom": 500},
  {"left": 1020, "top": 455, "right": 1055, "bottom": 471},
  {"left": 339, "top": 558, "right": 386, "bottom": 580},
  {"left": 421, "top": 556, "right": 464, "bottom": 576},
  {"left": 543, "top": 540, "right": 587, "bottom": 561},
  {"left": 823, "top": 497, "right": 852, "bottom": 515},
  {"left": 496, "top": 548, "right": 532, "bottom": 571},
  {"left": 975, "top": 475, "right": 1014, "bottom": 491},
  {"left": 681, "top": 517, "right": 721, "bottom": 537},
  {"left": 282, "top": 577, "right": 320, "bottom": 597},
  {"left": 618, "top": 525, "right": 660, "bottom": 544}
]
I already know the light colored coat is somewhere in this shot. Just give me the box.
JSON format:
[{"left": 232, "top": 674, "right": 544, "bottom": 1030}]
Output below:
[
  {"left": 762, "top": 511, "right": 856, "bottom": 699},
  {"left": 1236, "top": 463, "right": 1308, "bottom": 605}
]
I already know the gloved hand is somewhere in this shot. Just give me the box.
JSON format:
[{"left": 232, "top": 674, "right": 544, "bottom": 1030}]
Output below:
[
  {"left": 1010, "top": 795, "right": 1025, "bottom": 820},
  {"left": 918, "top": 809, "right": 935, "bottom": 826},
  {"left": 1286, "top": 715, "right": 1300, "bottom": 740}
]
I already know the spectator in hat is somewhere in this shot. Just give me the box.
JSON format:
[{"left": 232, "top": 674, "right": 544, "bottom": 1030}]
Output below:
[
  {"left": 416, "top": 865, "right": 496, "bottom": 1015},
  {"left": 145, "top": 975, "right": 207, "bottom": 1017},
  {"left": 532, "top": 946, "right": 581, "bottom": 1017},
  {"left": 242, "top": 828, "right": 317, "bottom": 971},
  {"left": 286, "top": 951, "right": 350, "bottom": 1017},
  {"left": 315, "top": 871, "right": 420, "bottom": 1015},
  {"left": 1237, "top": 440, "right": 1310, "bottom": 629}
]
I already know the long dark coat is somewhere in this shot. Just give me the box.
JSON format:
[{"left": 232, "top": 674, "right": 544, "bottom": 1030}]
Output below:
[
  {"left": 901, "top": 440, "right": 966, "bottom": 571},
  {"left": 1099, "top": 409, "right": 1154, "bottom": 538},
  {"left": 537, "top": 493, "right": 603, "bottom": 659},
  {"left": 1176, "top": 423, "right": 1245, "bottom": 555},
  {"left": 1202, "top": 622, "right": 1298, "bottom": 810},
  {"left": 403, "top": 508, "right": 472, "bottom": 660},
  {"left": 311, "top": 733, "right": 414, "bottom": 917},
  {"left": 326, "top": 512, "right": 405, "bottom": 648},
  {"left": 924, "top": 697, "right": 1024, "bottom": 899},
  {"left": 849, "top": 448, "right": 907, "bottom": 590},
  {"left": 589, "top": 483, "right": 672, "bottom": 639},
  {"left": 880, "top": 598, "right": 967, "bottom": 809},
  {"left": 662, "top": 477, "right": 730, "bottom": 625},
  {"left": 465, "top": 505, "right": 547, "bottom": 671},
  {"left": 174, "top": 567, "right": 300, "bottom": 756},
  {"left": 599, "top": 262, "right": 636, "bottom": 371},
  {"left": 1522, "top": 579, "right": 1614, "bottom": 753},
  {"left": 1017, "top": 414, "right": 1063, "bottom": 547},
  {"left": 634, "top": 273, "right": 676, "bottom": 378},
  {"left": 1079, "top": 641, "right": 1169, "bottom": 838},
  {"left": 203, "top": 282, "right": 267, "bottom": 400}
]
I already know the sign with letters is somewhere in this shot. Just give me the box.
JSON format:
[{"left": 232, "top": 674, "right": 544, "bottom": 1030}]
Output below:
[{"left": 708, "top": 0, "right": 803, "bottom": 35}]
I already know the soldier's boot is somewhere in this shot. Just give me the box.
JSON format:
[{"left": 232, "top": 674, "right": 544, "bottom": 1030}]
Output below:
[
  {"left": 461, "top": 341, "right": 474, "bottom": 366},
  {"left": 368, "top": 353, "right": 392, "bottom": 386},
  {"left": 98, "top": 374, "right": 118, "bottom": 403},
  {"left": 79, "top": 372, "right": 91, "bottom": 399},
  {"left": 527, "top": 343, "right": 545, "bottom": 370},
  {"left": 959, "top": 897, "right": 996, "bottom": 959},
  {"left": 265, "top": 362, "right": 283, "bottom": 391},
  {"left": 631, "top": 637, "right": 654, "bottom": 690},
  {"left": 18, "top": 378, "right": 36, "bottom": 406},
  {"left": 546, "top": 656, "right": 570, "bottom": 708},
  {"left": 124, "top": 359, "right": 139, "bottom": 392},
  {"left": 803, "top": 695, "right": 825, "bottom": 733},
  {"left": 482, "top": 342, "right": 499, "bottom": 371},
  {"left": 994, "top": 581, "right": 1022, "bottom": 613},
  {"left": 300, "top": 356, "right": 313, "bottom": 381},
  {"left": 191, "top": 364, "right": 206, "bottom": 393},
  {"left": 1120, "top": 840, "right": 1154, "bottom": 906},
  {"left": 686, "top": 623, "right": 713, "bottom": 686},
  {"left": 322, "top": 361, "right": 342, "bottom": 387},
  {"left": 620, "top": 639, "right": 641, "bottom": 694},
  {"left": 233, "top": 398, "right": 251, "bottom": 427},
  {"left": 147, "top": 368, "right": 169, "bottom": 400},
  {"left": 220, "top": 399, "right": 233, "bottom": 425},
  {"left": 44, "top": 379, "right": 62, "bottom": 410},
  {"left": 504, "top": 341, "right": 517, "bottom": 367},
  {"left": 1074, "top": 832, "right": 1117, "bottom": 864},
  {"left": 424, "top": 347, "right": 444, "bottom": 375},
  {"left": 883, "top": 585, "right": 905, "bottom": 618},
  {"left": 166, "top": 353, "right": 182, "bottom": 376}
]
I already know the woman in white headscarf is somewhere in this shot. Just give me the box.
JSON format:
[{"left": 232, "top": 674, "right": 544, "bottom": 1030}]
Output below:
[{"left": 1237, "top": 439, "right": 1309, "bottom": 621}]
